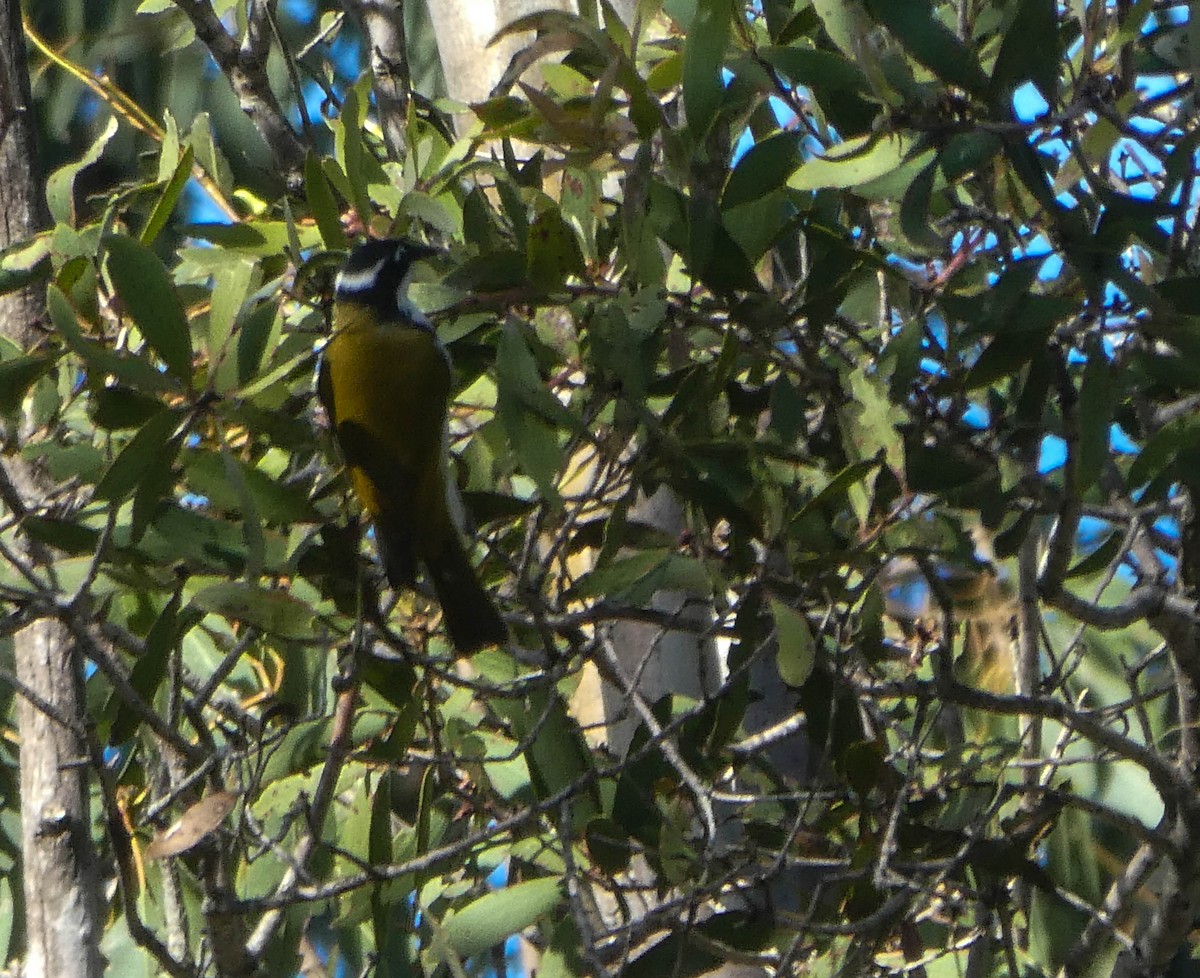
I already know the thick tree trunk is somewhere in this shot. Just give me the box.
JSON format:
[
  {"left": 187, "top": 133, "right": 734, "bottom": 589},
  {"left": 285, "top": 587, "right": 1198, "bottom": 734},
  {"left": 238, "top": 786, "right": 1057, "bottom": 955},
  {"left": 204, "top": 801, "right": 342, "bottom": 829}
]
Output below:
[{"left": 0, "top": 2, "right": 104, "bottom": 976}]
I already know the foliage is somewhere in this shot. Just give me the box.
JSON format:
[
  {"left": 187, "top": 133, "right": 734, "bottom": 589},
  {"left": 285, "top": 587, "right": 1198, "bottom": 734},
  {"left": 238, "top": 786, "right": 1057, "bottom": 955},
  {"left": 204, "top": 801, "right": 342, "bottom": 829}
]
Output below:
[{"left": 2, "top": 0, "right": 1199, "bottom": 975}]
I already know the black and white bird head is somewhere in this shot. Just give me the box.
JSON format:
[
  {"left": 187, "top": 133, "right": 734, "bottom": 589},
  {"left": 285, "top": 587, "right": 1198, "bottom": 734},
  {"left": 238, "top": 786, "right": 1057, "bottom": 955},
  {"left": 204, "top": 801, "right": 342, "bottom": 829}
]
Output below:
[{"left": 334, "top": 238, "right": 440, "bottom": 326}]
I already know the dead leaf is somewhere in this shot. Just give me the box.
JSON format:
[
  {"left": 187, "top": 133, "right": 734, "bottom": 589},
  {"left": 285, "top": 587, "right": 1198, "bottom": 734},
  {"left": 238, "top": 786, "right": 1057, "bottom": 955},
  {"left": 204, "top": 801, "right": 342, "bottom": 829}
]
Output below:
[{"left": 145, "top": 790, "right": 237, "bottom": 859}]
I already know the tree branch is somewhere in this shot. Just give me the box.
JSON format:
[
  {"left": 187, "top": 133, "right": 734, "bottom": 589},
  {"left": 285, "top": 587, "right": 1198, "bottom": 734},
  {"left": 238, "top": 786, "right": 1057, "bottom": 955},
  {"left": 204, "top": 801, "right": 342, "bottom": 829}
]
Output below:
[
  {"left": 342, "top": 0, "right": 410, "bottom": 161},
  {"left": 172, "top": 0, "right": 307, "bottom": 185}
]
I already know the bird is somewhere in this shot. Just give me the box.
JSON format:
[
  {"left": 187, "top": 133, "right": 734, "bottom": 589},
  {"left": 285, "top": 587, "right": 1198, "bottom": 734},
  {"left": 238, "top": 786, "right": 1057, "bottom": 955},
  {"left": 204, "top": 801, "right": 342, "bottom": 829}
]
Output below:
[{"left": 318, "top": 238, "right": 507, "bottom": 653}]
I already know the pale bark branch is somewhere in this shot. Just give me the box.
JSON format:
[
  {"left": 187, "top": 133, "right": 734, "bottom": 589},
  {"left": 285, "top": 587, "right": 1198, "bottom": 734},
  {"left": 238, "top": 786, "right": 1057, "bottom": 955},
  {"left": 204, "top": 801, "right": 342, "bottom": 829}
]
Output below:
[{"left": 172, "top": 0, "right": 307, "bottom": 185}]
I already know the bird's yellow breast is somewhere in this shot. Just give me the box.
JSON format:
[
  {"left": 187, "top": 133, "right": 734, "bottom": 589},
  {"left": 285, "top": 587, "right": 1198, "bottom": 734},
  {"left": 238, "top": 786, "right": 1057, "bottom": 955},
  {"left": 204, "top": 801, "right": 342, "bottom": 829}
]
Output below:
[{"left": 321, "top": 303, "right": 453, "bottom": 545}]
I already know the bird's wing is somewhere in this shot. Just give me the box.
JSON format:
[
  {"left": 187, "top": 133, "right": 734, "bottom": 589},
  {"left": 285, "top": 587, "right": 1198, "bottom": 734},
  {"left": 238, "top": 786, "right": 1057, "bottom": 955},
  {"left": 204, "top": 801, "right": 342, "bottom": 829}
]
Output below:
[{"left": 316, "top": 354, "right": 337, "bottom": 429}]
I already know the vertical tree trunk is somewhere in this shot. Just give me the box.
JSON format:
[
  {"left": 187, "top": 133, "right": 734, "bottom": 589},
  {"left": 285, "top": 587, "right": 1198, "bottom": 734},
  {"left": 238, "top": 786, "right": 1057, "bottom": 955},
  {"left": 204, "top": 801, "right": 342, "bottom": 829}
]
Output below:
[{"left": 0, "top": 2, "right": 103, "bottom": 975}]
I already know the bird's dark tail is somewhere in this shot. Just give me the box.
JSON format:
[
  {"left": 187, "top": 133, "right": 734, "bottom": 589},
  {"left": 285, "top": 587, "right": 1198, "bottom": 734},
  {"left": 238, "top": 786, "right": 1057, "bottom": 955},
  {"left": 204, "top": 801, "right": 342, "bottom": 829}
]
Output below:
[
  {"left": 375, "top": 516, "right": 418, "bottom": 590},
  {"left": 424, "top": 535, "right": 507, "bottom": 654}
]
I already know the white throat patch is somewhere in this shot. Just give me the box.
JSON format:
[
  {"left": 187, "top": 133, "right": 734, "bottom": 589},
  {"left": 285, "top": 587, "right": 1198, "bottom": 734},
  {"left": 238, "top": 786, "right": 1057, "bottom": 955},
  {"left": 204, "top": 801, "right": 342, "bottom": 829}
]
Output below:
[{"left": 335, "top": 256, "right": 388, "bottom": 294}]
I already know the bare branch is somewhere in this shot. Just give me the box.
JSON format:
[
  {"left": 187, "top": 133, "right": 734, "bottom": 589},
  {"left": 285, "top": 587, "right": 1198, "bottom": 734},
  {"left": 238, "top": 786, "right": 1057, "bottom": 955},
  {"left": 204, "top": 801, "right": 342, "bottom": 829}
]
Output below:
[
  {"left": 172, "top": 0, "right": 307, "bottom": 184},
  {"left": 342, "top": 0, "right": 410, "bottom": 160}
]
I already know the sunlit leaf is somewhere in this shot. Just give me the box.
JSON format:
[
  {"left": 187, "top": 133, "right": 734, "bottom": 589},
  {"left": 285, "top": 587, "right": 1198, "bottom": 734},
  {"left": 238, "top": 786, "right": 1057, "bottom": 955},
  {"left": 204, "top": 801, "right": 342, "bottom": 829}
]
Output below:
[{"left": 789, "top": 134, "right": 929, "bottom": 191}]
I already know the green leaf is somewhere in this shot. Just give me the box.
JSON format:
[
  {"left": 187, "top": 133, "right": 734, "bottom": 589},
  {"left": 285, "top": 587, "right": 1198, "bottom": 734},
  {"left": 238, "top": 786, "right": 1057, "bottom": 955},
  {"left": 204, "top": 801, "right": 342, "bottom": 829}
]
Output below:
[
  {"left": 1129, "top": 414, "right": 1200, "bottom": 487},
  {"left": 839, "top": 365, "right": 905, "bottom": 476},
  {"left": 499, "top": 405, "right": 561, "bottom": 505},
  {"left": 790, "top": 459, "right": 881, "bottom": 529},
  {"left": 236, "top": 301, "right": 282, "bottom": 387},
  {"left": 964, "top": 333, "right": 1046, "bottom": 389},
  {"left": 135, "top": 503, "right": 256, "bottom": 574},
  {"left": 47, "top": 285, "right": 168, "bottom": 393},
  {"left": 681, "top": 0, "right": 733, "bottom": 135},
  {"left": 761, "top": 38, "right": 878, "bottom": 134},
  {"left": 21, "top": 442, "right": 105, "bottom": 484},
  {"left": 811, "top": 0, "right": 873, "bottom": 60},
  {"left": 865, "top": 0, "right": 989, "bottom": 95},
  {"left": 399, "top": 190, "right": 460, "bottom": 237},
  {"left": 526, "top": 206, "right": 584, "bottom": 291},
  {"left": 0, "top": 877, "right": 11, "bottom": 964},
  {"left": 991, "top": 0, "right": 1059, "bottom": 103},
  {"left": 858, "top": 579, "right": 886, "bottom": 662},
  {"left": 0, "top": 352, "right": 61, "bottom": 414},
  {"left": 905, "top": 441, "right": 995, "bottom": 493},
  {"left": 207, "top": 256, "right": 256, "bottom": 372},
  {"left": 179, "top": 221, "right": 322, "bottom": 256},
  {"left": 104, "top": 235, "right": 193, "bottom": 383},
  {"left": 183, "top": 449, "right": 318, "bottom": 524},
  {"left": 1077, "top": 350, "right": 1113, "bottom": 491},
  {"left": 573, "top": 550, "right": 712, "bottom": 606},
  {"left": 443, "top": 250, "right": 528, "bottom": 293},
  {"left": 722, "top": 133, "right": 802, "bottom": 210},
  {"left": 939, "top": 130, "right": 1003, "bottom": 182},
  {"left": 757, "top": 46, "right": 871, "bottom": 93},
  {"left": 584, "top": 817, "right": 633, "bottom": 875},
  {"left": 130, "top": 423, "right": 185, "bottom": 542},
  {"left": 898, "top": 161, "right": 942, "bottom": 252},
  {"left": 110, "top": 592, "right": 194, "bottom": 743},
  {"left": 90, "top": 385, "right": 165, "bottom": 430},
  {"left": 501, "top": 688, "right": 599, "bottom": 823},
  {"left": 253, "top": 722, "right": 330, "bottom": 790},
  {"left": 1066, "top": 530, "right": 1121, "bottom": 580},
  {"left": 188, "top": 111, "right": 233, "bottom": 194},
  {"left": 496, "top": 323, "right": 576, "bottom": 502},
  {"left": 99, "top": 916, "right": 156, "bottom": 978},
  {"left": 336, "top": 777, "right": 374, "bottom": 872},
  {"left": 770, "top": 598, "right": 815, "bottom": 686},
  {"left": 442, "top": 878, "right": 563, "bottom": 959},
  {"left": 335, "top": 83, "right": 377, "bottom": 227},
  {"left": 621, "top": 931, "right": 720, "bottom": 978},
  {"left": 220, "top": 444, "right": 265, "bottom": 579},
  {"left": 93, "top": 409, "right": 183, "bottom": 502},
  {"left": 305, "top": 152, "right": 348, "bottom": 251},
  {"left": 1001, "top": 134, "right": 1061, "bottom": 213},
  {"left": 141, "top": 145, "right": 194, "bottom": 246},
  {"left": 190, "top": 581, "right": 318, "bottom": 640},
  {"left": 0, "top": 234, "right": 51, "bottom": 296}
]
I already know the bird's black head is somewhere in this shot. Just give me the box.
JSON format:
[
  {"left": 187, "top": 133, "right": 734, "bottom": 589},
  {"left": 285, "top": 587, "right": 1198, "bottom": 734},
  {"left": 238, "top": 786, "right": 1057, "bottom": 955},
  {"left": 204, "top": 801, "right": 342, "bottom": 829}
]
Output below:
[{"left": 334, "top": 238, "right": 440, "bottom": 323}]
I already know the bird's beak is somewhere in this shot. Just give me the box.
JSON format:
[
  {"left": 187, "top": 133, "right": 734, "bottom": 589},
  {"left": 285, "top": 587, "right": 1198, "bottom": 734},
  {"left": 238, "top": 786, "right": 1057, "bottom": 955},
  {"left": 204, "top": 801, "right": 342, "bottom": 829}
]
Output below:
[{"left": 409, "top": 242, "right": 444, "bottom": 261}]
